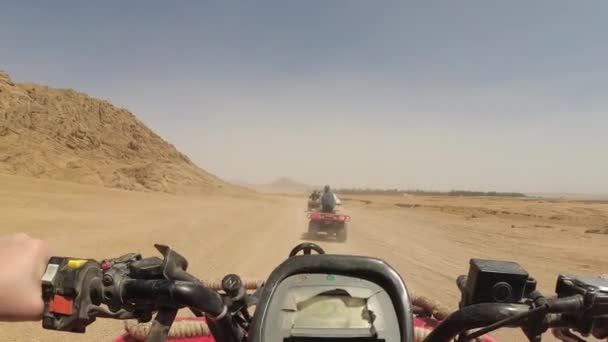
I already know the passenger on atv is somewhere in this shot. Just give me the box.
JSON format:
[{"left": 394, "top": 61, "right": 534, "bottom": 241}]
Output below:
[
  {"left": 307, "top": 190, "right": 321, "bottom": 211},
  {"left": 320, "top": 184, "right": 341, "bottom": 213},
  {"left": 309, "top": 190, "right": 320, "bottom": 201}
]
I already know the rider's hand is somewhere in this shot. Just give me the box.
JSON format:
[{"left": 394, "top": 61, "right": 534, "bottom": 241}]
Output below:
[{"left": 0, "top": 233, "right": 51, "bottom": 321}]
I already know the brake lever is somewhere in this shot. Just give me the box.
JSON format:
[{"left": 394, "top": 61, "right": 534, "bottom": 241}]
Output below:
[
  {"left": 155, "top": 244, "right": 202, "bottom": 284},
  {"left": 89, "top": 306, "right": 136, "bottom": 319}
]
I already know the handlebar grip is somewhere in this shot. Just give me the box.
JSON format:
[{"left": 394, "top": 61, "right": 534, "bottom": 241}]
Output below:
[
  {"left": 592, "top": 317, "right": 608, "bottom": 339},
  {"left": 122, "top": 279, "right": 226, "bottom": 318},
  {"left": 547, "top": 295, "right": 584, "bottom": 314}
]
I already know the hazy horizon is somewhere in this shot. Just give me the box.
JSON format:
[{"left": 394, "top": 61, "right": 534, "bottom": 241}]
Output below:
[
  {"left": 234, "top": 177, "right": 608, "bottom": 198},
  {"left": 2, "top": 1, "right": 607, "bottom": 194}
]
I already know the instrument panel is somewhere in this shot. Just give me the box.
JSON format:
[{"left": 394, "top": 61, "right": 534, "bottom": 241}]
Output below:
[{"left": 261, "top": 273, "right": 400, "bottom": 342}]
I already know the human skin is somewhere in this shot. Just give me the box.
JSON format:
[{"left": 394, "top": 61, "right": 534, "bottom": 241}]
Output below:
[{"left": 0, "top": 233, "right": 51, "bottom": 321}]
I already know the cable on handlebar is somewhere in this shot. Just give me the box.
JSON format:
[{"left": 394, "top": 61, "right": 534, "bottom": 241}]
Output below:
[
  {"left": 436, "top": 295, "right": 587, "bottom": 342},
  {"left": 463, "top": 305, "right": 547, "bottom": 341},
  {"left": 422, "top": 303, "right": 530, "bottom": 342}
]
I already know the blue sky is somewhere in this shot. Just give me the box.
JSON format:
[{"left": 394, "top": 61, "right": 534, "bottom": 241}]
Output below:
[{"left": 1, "top": 1, "right": 607, "bottom": 193}]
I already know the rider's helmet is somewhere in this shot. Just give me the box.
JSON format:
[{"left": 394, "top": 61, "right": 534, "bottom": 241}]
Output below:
[{"left": 324, "top": 185, "right": 330, "bottom": 192}]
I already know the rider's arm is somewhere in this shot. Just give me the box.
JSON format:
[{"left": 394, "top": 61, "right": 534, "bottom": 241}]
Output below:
[{"left": 0, "top": 234, "right": 51, "bottom": 321}]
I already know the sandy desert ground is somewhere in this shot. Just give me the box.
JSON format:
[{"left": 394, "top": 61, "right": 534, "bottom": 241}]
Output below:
[{"left": 0, "top": 174, "right": 606, "bottom": 341}]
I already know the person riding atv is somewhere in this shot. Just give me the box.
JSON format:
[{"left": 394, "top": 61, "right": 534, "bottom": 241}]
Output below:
[
  {"left": 309, "top": 190, "right": 320, "bottom": 201},
  {"left": 307, "top": 190, "right": 321, "bottom": 211},
  {"left": 320, "top": 185, "right": 341, "bottom": 213}
]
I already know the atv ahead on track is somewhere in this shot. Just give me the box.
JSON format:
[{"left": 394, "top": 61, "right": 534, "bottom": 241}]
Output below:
[{"left": 307, "top": 211, "right": 350, "bottom": 242}]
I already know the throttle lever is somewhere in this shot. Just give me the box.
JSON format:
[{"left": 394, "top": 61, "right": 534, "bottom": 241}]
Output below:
[{"left": 154, "top": 244, "right": 201, "bottom": 284}]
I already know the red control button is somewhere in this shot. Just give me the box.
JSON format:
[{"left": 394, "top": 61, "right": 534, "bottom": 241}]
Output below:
[{"left": 49, "top": 295, "right": 73, "bottom": 315}]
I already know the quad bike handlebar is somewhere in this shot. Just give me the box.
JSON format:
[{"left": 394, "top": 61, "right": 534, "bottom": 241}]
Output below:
[
  {"left": 41, "top": 245, "right": 251, "bottom": 342},
  {"left": 423, "top": 271, "right": 608, "bottom": 342},
  {"left": 423, "top": 295, "right": 604, "bottom": 341},
  {"left": 40, "top": 243, "right": 608, "bottom": 342}
]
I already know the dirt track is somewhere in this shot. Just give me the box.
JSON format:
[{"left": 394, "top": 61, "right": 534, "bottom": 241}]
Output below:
[{"left": 0, "top": 174, "right": 606, "bottom": 341}]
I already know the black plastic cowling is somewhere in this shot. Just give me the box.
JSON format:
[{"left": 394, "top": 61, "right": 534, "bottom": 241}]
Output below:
[{"left": 247, "top": 253, "right": 415, "bottom": 342}]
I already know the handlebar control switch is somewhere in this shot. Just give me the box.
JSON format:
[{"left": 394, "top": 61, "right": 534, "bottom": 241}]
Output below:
[
  {"left": 100, "top": 254, "right": 139, "bottom": 311},
  {"left": 41, "top": 257, "right": 102, "bottom": 333},
  {"left": 556, "top": 275, "right": 608, "bottom": 298},
  {"left": 129, "top": 257, "right": 164, "bottom": 279},
  {"left": 461, "top": 259, "right": 529, "bottom": 307},
  {"left": 556, "top": 274, "right": 608, "bottom": 338}
]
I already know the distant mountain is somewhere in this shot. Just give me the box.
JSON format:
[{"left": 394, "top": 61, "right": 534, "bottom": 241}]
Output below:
[
  {"left": 529, "top": 192, "right": 608, "bottom": 200},
  {"left": 230, "top": 179, "right": 258, "bottom": 190},
  {"left": 235, "top": 177, "right": 317, "bottom": 194}
]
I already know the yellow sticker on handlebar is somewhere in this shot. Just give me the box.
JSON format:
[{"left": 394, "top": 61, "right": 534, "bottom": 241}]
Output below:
[{"left": 67, "top": 259, "right": 87, "bottom": 269}]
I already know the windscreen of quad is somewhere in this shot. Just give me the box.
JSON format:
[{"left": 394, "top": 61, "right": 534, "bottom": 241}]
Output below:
[
  {"left": 261, "top": 274, "right": 399, "bottom": 342},
  {"left": 292, "top": 295, "right": 370, "bottom": 329}
]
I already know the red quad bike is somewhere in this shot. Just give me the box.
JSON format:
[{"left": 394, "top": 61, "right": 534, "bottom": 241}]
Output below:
[
  {"left": 307, "top": 211, "right": 350, "bottom": 242},
  {"left": 41, "top": 243, "right": 608, "bottom": 342}
]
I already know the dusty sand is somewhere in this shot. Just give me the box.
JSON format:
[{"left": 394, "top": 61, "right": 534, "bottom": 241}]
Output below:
[{"left": 0, "top": 174, "right": 606, "bottom": 341}]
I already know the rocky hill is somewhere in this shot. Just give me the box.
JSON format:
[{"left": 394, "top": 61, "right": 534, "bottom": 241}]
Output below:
[{"left": 0, "top": 70, "right": 238, "bottom": 194}]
